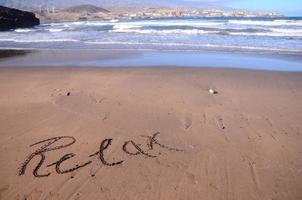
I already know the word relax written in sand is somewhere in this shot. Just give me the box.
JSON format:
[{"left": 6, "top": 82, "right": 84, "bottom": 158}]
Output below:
[{"left": 19, "top": 132, "right": 183, "bottom": 178}]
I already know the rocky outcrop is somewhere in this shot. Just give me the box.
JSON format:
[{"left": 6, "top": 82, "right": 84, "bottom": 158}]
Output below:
[{"left": 0, "top": 6, "right": 40, "bottom": 31}]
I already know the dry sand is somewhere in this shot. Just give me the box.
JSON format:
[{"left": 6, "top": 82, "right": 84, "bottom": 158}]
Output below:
[{"left": 0, "top": 67, "right": 301, "bottom": 200}]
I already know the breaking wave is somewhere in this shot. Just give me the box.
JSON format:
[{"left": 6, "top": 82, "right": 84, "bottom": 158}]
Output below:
[{"left": 0, "top": 17, "right": 301, "bottom": 54}]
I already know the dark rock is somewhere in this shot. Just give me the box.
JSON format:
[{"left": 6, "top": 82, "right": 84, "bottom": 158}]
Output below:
[
  {"left": 0, "top": 6, "right": 40, "bottom": 31},
  {"left": 0, "top": 49, "right": 31, "bottom": 59}
]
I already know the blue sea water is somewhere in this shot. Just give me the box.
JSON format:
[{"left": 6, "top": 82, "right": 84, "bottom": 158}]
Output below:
[
  {"left": 1, "top": 17, "right": 302, "bottom": 53},
  {"left": 0, "top": 17, "right": 301, "bottom": 70}
]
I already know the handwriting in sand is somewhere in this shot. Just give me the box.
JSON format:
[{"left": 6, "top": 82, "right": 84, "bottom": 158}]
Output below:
[{"left": 19, "top": 132, "right": 183, "bottom": 178}]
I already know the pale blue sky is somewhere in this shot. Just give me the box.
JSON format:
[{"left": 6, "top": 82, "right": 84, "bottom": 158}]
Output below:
[
  {"left": 183, "top": 0, "right": 302, "bottom": 16},
  {"left": 229, "top": 0, "right": 301, "bottom": 16}
]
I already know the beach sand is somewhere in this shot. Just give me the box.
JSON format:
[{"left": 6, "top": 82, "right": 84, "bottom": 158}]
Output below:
[{"left": 0, "top": 67, "right": 301, "bottom": 200}]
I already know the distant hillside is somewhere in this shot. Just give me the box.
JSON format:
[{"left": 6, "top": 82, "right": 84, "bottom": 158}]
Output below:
[
  {"left": 0, "top": 0, "right": 208, "bottom": 10},
  {"left": 63, "top": 4, "right": 109, "bottom": 13}
]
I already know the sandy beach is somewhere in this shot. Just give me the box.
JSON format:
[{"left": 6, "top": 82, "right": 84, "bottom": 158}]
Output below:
[{"left": 0, "top": 67, "right": 301, "bottom": 200}]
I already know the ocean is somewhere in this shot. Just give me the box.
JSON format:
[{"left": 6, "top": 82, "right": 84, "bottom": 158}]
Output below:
[{"left": 0, "top": 17, "right": 301, "bottom": 70}]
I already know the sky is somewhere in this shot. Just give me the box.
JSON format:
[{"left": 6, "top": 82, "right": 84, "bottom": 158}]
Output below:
[
  {"left": 229, "top": 0, "right": 302, "bottom": 16},
  {"left": 184, "top": 0, "right": 302, "bottom": 16}
]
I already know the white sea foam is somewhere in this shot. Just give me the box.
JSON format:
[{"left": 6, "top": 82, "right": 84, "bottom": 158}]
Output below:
[
  {"left": 113, "top": 21, "right": 224, "bottom": 28},
  {"left": 228, "top": 20, "right": 302, "bottom": 26},
  {"left": 14, "top": 29, "right": 34, "bottom": 33},
  {"left": 84, "top": 41, "right": 301, "bottom": 53},
  {"left": 69, "top": 21, "right": 86, "bottom": 25},
  {"left": 271, "top": 28, "right": 302, "bottom": 34},
  {"left": 111, "top": 24, "right": 302, "bottom": 37},
  {"left": 0, "top": 39, "right": 79, "bottom": 43},
  {"left": 85, "top": 22, "right": 112, "bottom": 26},
  {"left": 113, "top": 24, "right": 142, "bottom": 30},
  {"left": 230, "top": 30, "right": 302, "bottom": 37},
  {"left": 0, "top": 39, "right": 16, "bottom": 42},
  {"left": 47, "top": 29, "right": 64, "bottom": 32},
  {"left": 111, "top": 28, "right": 218, "bottom": 35}
]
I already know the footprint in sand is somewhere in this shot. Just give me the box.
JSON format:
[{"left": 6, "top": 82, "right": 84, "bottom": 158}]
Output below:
[
  {"left": 215, "top": 115, "right": 225, "bottom": 130},
  {"left": 51, "top": 88, "right": 75, "bottom": 98},
  {"left": 102, "top": 112, "right": 110, "bottom": 121},
  {"left": 248, "top": 160, "right": 261, "bottom": 190},
  {"left": 0, "top": 185, "right": 9, "bottom": 200},
  {"left": 184, "top": 116, "right": 192, "bottom": 130},
  {"left": 238, "top": 114, "right": 253, "bottom": 130},
  {"left": 23, "top": 188, "right": 43, "bottom": 200},
  {"left": 186, "top": 172, "right": 199, "bottom": 185},
  {"left": 265, "top": 117, "right": 273, "bottom": 127},
  {"left": 200, "top": 113, "right": 207, "bottom": 128},
  {"left": 202, "top": 113, "right": 207, "bottom": 124},
  {"left": 98, "top": 97, "right": 107, "bottom": 104}
]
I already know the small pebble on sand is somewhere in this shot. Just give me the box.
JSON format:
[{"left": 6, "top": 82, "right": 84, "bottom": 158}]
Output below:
[{"left": 209, "top": 89, "right": 218, "bottom": 94}]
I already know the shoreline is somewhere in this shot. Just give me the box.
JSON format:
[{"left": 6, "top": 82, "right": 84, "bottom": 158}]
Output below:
[
  {"left": 0, "top": 49, "right": 302, "bottom": 72},
  {"left": 1, "top": 65, "right": 302, "bottom": 74}
]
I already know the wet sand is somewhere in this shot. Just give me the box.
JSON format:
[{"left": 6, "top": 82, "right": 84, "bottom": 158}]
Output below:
[
  {"left": 0, "top": 49, "right": 301, "bottom": 71},
  {"left": 0, "top": 49, "right": 34, "bottom": 60},
  {"left": 0, "top": 67, "right": 301, "bottom": 200}
]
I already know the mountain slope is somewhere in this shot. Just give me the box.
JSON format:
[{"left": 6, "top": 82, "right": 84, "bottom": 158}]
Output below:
[
  {"left": 0, "top": 0, "right": 213, "bottom": 10},
  {"left": 63, "top": 4, "right": 109, "bottom": 13}
]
